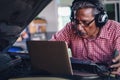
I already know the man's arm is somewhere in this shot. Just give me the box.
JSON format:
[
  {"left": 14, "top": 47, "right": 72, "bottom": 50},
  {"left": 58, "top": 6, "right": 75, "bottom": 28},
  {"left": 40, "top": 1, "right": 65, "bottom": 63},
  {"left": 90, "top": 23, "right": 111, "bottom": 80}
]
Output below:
[
  {"left": 50, "top": 22, "right": 73, "bottom": 47},
  {"left": 110, "top": 22, "right": 120, "bottom": 75}
]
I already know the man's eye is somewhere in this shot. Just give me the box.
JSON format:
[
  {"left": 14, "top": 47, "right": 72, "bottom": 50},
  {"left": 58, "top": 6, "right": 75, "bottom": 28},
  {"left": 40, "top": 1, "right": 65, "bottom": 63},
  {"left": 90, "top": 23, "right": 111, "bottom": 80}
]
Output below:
[{"left": 82, "top": 21, "right": 88, "bottom": 24}]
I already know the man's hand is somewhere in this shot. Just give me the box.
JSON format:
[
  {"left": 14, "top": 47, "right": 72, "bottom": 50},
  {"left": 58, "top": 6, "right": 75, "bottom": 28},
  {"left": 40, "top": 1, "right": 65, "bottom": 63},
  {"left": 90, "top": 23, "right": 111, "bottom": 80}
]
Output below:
[{"left": 110, "top": 54, "right": 120, "bottom": 75}]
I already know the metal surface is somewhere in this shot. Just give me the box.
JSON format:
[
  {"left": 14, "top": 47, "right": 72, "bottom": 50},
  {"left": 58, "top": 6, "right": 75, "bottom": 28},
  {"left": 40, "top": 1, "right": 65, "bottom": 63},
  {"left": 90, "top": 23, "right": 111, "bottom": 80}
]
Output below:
[{"left": 0, "top": 0, "right": 52, "bottom": 52}]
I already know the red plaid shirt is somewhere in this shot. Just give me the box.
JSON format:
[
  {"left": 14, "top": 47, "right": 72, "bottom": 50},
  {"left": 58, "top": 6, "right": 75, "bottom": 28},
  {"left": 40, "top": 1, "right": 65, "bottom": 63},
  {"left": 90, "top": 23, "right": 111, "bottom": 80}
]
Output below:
[{"left": 51, "top": 20, "right": 120, "bottom": 64}]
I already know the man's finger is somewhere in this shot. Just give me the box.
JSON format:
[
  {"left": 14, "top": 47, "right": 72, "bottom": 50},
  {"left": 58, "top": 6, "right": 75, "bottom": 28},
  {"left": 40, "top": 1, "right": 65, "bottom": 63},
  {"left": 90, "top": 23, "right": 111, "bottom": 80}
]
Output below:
[
  {"left": 111, "top": 67, "right": 120, "bottom": 75},
  {"left": 113, "top": 54, "right": 120, "bottom": 63},
  {"left": 111, "top": 63, "right": 120, "bottom": 68}
]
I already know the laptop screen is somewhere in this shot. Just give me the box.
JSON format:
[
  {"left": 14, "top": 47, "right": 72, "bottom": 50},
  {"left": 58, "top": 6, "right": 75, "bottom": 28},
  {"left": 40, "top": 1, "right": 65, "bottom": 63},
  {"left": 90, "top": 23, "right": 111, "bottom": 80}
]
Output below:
[{"left": 27, "top": 41, "right": 73, "bottom": 75}]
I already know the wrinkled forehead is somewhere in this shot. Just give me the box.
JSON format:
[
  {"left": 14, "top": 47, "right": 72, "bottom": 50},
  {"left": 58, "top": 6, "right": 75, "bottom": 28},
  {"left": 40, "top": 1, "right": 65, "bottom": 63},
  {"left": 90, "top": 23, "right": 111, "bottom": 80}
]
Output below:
[{"left": 76, "top": 8, "right": 94, "bottom": 20}]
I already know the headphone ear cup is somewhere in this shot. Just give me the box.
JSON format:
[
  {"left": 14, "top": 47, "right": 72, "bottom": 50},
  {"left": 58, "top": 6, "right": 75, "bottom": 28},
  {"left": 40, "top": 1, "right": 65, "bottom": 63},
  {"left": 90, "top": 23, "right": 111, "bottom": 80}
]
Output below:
[{"left": 95, "top": 12, "right": 108, "bottom": 27}]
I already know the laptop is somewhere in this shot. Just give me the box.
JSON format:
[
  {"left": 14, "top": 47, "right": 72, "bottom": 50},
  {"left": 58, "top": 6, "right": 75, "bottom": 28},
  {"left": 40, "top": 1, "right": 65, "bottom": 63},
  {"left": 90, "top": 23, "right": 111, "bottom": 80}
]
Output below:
[
  {"left": 27, "top": 41, "right": 99, "bottom": 78},
  {"left": 27, "top": 41, "right": 73, "bottom": 75}
]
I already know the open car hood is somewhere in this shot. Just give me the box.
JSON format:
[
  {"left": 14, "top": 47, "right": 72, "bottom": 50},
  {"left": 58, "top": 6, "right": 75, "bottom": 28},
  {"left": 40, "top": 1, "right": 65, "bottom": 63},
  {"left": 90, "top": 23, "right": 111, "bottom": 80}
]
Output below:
[{"left": 0, "top": 0, "right": 52, "bottom": 52}]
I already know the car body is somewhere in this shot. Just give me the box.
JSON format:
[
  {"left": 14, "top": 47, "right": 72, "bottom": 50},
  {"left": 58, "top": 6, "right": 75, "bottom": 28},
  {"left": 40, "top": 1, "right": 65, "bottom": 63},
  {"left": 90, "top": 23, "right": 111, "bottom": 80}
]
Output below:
[
  {"left": 0, "top": 0, "right": 52, "bottom": 79},
  {"left": 0, "top": 0, "right": 52, "bottom": 52}
]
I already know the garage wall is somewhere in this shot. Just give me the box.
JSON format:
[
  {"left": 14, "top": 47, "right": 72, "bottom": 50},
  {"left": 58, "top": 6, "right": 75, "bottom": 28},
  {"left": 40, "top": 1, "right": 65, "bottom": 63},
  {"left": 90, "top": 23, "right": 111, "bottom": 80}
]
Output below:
[{"left": 38, "top": 0, "right": 58, "bottom": 32}]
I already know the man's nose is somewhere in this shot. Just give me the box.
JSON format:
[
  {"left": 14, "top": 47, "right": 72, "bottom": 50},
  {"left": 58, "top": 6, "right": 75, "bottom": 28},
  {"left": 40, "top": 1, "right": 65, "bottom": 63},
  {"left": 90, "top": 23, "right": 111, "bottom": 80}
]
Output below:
[{"left": 78, "top": 25, "right": 85, "bottom": 31}]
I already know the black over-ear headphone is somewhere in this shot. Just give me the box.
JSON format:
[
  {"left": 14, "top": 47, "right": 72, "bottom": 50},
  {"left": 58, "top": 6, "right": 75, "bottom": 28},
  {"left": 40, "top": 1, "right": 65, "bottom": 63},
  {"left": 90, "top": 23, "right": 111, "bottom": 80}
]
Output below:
[{"left": 71, "top": 0, "right": 108, "bottom": 28}]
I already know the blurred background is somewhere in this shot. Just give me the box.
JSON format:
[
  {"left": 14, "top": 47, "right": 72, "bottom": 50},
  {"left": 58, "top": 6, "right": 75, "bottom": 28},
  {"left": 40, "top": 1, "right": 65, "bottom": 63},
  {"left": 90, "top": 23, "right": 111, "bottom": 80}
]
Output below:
[{"left": 9, "top": 0, "right": 120, "bottom": 53}]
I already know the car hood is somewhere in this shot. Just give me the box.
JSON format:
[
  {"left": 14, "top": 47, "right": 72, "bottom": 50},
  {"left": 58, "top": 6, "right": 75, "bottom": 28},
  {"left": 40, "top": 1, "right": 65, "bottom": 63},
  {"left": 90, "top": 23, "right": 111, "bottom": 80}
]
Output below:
[{"left": 0, "top": 0, "right": 52, "bottom": 52}]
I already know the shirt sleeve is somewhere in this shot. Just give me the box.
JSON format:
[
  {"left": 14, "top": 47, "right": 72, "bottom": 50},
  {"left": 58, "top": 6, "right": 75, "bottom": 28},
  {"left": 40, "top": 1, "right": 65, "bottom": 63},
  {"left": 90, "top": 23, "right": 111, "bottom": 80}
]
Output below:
[
  {"left": 50, "top": 22, "right": 73, "bottom": 46},
  {"left": 114, "top": 22, "right": 120, "bottom": 54}
]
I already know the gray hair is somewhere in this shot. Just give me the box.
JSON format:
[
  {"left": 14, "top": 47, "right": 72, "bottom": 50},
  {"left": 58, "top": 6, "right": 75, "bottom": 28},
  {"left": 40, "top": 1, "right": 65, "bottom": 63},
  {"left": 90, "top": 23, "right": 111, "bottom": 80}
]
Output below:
[{"left": 72, "top": 1, "right": 100, "bottom": 16}]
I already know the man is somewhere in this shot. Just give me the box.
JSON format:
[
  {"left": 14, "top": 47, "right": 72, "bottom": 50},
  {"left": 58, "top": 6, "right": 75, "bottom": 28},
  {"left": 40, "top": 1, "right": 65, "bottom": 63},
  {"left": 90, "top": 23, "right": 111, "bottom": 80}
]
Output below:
[{"left": 51, "top": 0, "right": 120, "bottom": 75}]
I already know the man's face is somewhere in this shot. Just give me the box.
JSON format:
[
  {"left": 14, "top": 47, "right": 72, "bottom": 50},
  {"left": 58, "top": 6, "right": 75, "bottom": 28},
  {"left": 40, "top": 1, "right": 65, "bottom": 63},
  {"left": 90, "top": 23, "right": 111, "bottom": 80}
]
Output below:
[{"left": 76, "top": 8, "right": 97, "bottom": 38}]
